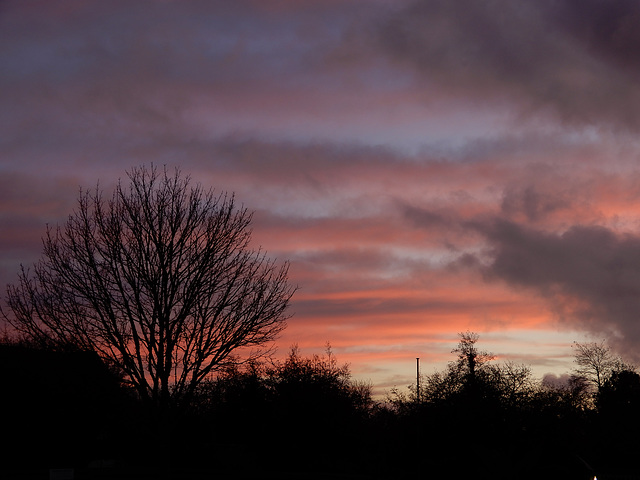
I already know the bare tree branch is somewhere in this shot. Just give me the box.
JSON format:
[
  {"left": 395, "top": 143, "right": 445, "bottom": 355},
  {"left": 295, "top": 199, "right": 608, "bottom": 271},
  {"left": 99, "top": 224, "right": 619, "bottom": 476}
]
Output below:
[
  {"left": 572, "top": 340, "right": 629, "bottom": 391},
  {"left": 3, "top": 165, "right": 296, "bottom": 414}
]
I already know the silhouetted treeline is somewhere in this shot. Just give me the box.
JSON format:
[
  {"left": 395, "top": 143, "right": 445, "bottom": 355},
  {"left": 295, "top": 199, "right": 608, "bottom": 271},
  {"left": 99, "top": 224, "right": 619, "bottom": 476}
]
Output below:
[
  {"left": 379, "top": 333, "right": 640, "bottom": 479},
  {"left": 0, "top": 338, "right": 138, "bottom": 473},
  {"left": 3, "top": 334, "right": 640, "bottom": 479},
  {"left": 176, "top": 345, "right": 375, "bottom": 475}
]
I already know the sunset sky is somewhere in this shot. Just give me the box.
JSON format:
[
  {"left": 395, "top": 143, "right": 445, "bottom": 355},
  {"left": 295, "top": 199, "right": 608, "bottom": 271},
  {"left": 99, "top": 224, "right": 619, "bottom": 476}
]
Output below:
[{"left": 4, "top": 0, "right": 640, "bottom": 395}]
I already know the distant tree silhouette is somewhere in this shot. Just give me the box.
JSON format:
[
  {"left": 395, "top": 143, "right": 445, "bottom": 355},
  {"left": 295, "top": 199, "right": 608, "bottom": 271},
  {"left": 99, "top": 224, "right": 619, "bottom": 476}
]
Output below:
[
  {"left": 452, "top": 330, "right": 495, "bottom": 387},
  {"left": 486, "top": 360, "right": 535, "bottom": 409},
  {"left": 572, "top": 340, "right": 629, "bottom": 391},
  {"left": 596, "top": 368, "right": 640, "bottom": 417},
  {"left": 538, "top": 373, "right": 591, "bottom": 415},
  {"left": 3, "top": 165, "right": 296, "bottom": 422},
  {"left": 587, "top": 368, "right": 640, "bottom": 474},
  {"left": 383, "top": 333, "right": 607, "bottom": 479},
  {"left": 413, "top": 331, "right": 499, "bottom": 405}
]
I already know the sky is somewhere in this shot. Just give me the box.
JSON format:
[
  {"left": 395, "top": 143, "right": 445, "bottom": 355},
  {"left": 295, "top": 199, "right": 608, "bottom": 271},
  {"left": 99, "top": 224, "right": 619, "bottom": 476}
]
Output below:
[{"left": 4, "top": 0, "right": 640, "bottom": 396}]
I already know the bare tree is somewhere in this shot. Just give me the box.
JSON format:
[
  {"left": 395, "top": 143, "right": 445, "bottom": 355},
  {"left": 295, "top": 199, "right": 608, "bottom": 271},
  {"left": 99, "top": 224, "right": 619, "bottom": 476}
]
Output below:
[
  {"left": 572, "top": 340, "right": 628, "bottom": 391},
  {"left": 3, "top": 165, "right": 296, "bottom": 416},
  {"left": 487, "top": 361, "right": 534, "bottom": 407}
]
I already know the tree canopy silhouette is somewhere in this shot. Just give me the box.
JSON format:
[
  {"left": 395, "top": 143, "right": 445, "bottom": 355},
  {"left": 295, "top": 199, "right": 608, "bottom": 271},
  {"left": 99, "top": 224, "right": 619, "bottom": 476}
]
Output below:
[
  {"left": 3, "top": 165, "right": 296, "bottom": 416},
  {"left": 572, "top": 340, "right": 628, "bottom": 391}
]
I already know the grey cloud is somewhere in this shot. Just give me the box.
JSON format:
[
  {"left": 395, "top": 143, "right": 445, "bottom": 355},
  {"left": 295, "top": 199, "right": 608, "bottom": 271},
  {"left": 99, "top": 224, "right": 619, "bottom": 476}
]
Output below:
[
  {"left": 379, "top": 0, "right": 545, "bottom": 86},
  {"left": 400, "top": 203, "right": 454, "bottom": 230},
  {"left": 0, "top": 0, "right": 352, "bottom": 89},
  {"left": 375, "top": 0, "right": 640, "bottom": 129},
  {"left": 540, "top": 0, "right": 640, "bottom": 72},
  {"left": 501, "top": 185, "right": 571, "bottom": 222},
  {"left": 542, "top": 373, "right": 572, "bottom": 388},
  {"left": 480, "top": 219, "right": 640, "bottom": 360},
  {"left": 0, "top": 0, "right": 353, "bottom": 148}
]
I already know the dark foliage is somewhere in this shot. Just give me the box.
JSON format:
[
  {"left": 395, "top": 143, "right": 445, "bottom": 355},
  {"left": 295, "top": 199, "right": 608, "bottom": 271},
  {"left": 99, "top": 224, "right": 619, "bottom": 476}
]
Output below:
[
  {"left": 180, "top": 345, "right": 375, "bottom": 475},
  {"left": 0, "top": 338, "right": 135, "bottom": 471},
  {"left": 3, "top": 332, "right": 640, "bottom": 479},
  {"left": 377, "top": 333, "right": 616, "bottom": 479}
]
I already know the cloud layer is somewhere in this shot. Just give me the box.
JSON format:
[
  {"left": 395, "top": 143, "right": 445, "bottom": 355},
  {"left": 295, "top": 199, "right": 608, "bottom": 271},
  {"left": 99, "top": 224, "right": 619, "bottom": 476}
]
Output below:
[
  {"left": 376, "top": 0, "right": 640, "bottom": 129},
  {"left": 3, "top": 0, "right": 640, "bottom": 393}
]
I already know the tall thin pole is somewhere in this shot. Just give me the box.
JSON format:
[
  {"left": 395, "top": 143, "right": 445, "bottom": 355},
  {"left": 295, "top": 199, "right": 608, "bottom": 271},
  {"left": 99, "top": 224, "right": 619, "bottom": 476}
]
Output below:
[{"left": 416, "top": 357, "right": 420, "bottom": 402}]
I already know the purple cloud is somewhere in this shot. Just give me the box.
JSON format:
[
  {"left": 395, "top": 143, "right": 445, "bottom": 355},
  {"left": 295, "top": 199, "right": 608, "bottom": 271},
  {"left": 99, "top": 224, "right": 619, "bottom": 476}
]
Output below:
[{"left": 480, "top": 220, "right": 640, "bottom": 360}]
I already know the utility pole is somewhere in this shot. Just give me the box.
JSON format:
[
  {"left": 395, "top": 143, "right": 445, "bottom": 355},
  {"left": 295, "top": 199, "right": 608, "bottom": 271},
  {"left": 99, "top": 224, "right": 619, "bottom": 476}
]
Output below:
[{"left": 416, "top": 357, "right": 420, "bottom": 402}]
